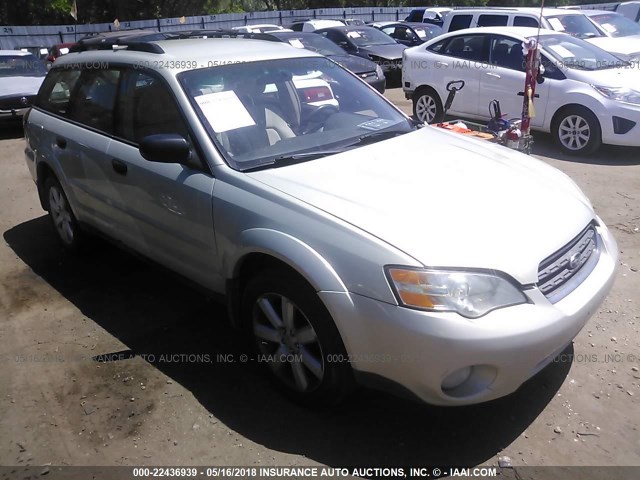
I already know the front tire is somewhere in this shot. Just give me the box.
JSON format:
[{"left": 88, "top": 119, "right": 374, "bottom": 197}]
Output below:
[
  {"left": 552, "top": 107, "right": 602, "bottom": 155},
  {"left": 44, "top": 176, "right": 82, "bottom": 251},
  {"left": 413, "top": 87, "right": 443, "bottom": 124},
  {"left": 242, "top": 269, "right": 354, "bottom": 406}
]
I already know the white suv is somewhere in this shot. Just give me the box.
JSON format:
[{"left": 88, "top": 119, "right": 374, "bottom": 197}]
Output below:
[{"left": 25, "top": 38, "right": 617, "bottom": 407}]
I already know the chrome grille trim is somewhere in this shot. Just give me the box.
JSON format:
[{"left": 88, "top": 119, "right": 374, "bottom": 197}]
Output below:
[{"left": 537, "top": 223, "right": 600, "bottom": 304}]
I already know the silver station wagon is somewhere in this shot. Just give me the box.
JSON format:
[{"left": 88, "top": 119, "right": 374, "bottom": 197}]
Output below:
[{"left": 24, "top": 38, "right": 617, "bottom": 406}]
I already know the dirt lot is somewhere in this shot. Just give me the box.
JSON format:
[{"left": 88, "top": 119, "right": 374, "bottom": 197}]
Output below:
[{"left": 1, "top": 90, "right": 639, "bottom": 475}]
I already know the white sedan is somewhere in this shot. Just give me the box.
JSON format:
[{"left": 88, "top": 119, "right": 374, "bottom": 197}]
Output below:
[{"left": 402, "top": 26, "right": 640, "bottom": 154}]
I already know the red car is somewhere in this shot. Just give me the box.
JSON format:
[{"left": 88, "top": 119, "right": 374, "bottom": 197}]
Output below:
[{"left": 46, "top": 43, "right": 77, "bottom": 67}]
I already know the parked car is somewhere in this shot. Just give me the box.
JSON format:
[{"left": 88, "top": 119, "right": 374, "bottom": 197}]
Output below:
[
  {"left": 248, "top": 31, "right": 386, "bottom": 92},
  {"left": 25, "top": 38, "right": 617, "bottom": 407},
  {"left": 442, "top": 7, "right": 640, "bottom": 61},
  {"left": 46, "top": 43, "right": 76, "bottom": 67},
  {"left": 330, "top": 18, "right": 366, "bottom": 26},
  {"left": 0, "top": 51, "right": 47, "bottom": 121},
  {"left": 371, "top": 21, "right": 442, "bottom": 47},
  {"left": 615, "top": 1, "right": 640, "bottom": 23},
  {"left": 583, "top": 10, "right": 640, "bottom": 62},
  {"left": 314, "top": 26, "right": 407, "bottom": 82},
  {"left": 232, "top": 24, "right": 290, "bottom": 34},
  {"left": 405, "top": 7, "right": 453, "bottom": 27},
  {"left": 289, "top": 19, "right": 344, "bottom": 32},
  {"left": 15, "top": 46, "right": 49, "bottom": 61},
  {"left": 403, "top": 26, "right": 640, "bottom": 154}
]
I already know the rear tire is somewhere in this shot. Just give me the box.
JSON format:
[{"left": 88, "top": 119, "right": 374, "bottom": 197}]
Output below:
[
  {"left": 413, "top": 87, "right": 443, "bottom": 124},
  {"left": 44, "top": 176, "right": 83, "bottom": 251},
  {"left": 242, "top": 269, "right": 354, "bottom": 407},
  {"left": 552, "top": 106, "right": 602, "bottom": 155}
]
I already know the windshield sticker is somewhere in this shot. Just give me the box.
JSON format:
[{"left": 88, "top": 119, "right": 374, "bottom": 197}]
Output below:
[
  {"left": 600, "top": 22, "right": 616, "bottom": 33},
  {"left": 548, "top": 18, "right": 565, "bottom": 31},
  {"left": 194, "top": 90, "right": 256, "bottom": 132},
  {"left": 548, "top": 44, "right": 575, "bottom": 58},
  {"left": 357, "top": 118, "right": 396, "bottom": 131},
  {"left": 288, "top": 39, "right": 305, "bottom": 49},
  {"left": 347, "top": 31, "right": 362, "bottom": 38}
]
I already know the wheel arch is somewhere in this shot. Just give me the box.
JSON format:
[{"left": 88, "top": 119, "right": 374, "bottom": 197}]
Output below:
[
  {"left": 36, "top": 161, "right": 57, "bottom": 210},
  {"left": 225, "top": 229, "right": 348, "bottom": 328}
]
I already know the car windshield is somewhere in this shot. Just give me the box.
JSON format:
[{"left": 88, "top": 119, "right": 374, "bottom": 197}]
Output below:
[
  {"left": 179, "top": 56, "right": 412, "bottom": 171},
  {"left": 536, "top": 34, "right": 625, "bottom": 70},
  {"left": 546, "top": 14, "right": 604, "bottom": 39},
  {"left": 589, "top": 13, "right": 640, "bottom": 38},
  {"left": 345, "top": 28, "right": 396, "bottom": 46},
  {"left": 415, "top": 25, "right": 442, "bottom": 40},
  {"left": 277, "top": 34, "right": 345, "bottom": 56},
  {"left": 0, "top": 54, "right": 47, "bottom": 77}
]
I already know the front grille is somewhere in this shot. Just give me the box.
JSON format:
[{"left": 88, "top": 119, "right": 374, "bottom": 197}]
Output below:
[
  {"left": 537, "top": 223, "right": 600, "bottom": 303},
  {"left": 0, "top": 94, "right": 36, "bottom": 111}
]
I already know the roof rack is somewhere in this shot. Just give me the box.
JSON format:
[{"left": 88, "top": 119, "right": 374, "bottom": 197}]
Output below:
[{"left": 108, "top": 41, "right": 165, "bottom": 54}]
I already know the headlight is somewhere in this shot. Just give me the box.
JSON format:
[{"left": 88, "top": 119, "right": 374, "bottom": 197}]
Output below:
[
  {"left": 375, "top": 63, "right": 385, "bottom": 79},
  {"left": 592, "top": 85, "right": 640, "bottom": 105},
  {"left": 386, "top": 267, "right": 527, "bottom": 318}
]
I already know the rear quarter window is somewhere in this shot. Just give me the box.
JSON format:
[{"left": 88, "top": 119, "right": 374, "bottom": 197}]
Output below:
[{"left": 36, "top": 68, "right": 81, "bottom": 117}]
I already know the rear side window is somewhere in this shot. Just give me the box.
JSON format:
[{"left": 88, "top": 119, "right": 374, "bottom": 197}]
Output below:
[
  {"left": 427, "top": 38, "right": 448, "bottom": 53},
  {"left": 514, "top": 16, "right": 539, "bottom": 27},
  {"left": 37, "top": 68, "right": 81, "bottom": 116},
  {"left": 442, "top": 34, "right": 489, "bottom": 62},
  {"left": 116, "top": 70, "right": 189, "bottom": 144},
  {"left": 69, "top": 69, "right": 121, "bottom": 133},
  {"left": 478, "top": 15, "right": 509, "bottom": 27},
  {"left": 448, "top": 14, "right": 473, "bottom": 32}
]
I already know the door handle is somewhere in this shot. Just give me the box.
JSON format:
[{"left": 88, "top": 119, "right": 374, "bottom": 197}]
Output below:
[
  {"left": 486, "top": 72, "right": 501, "bottom": 79},
  {"left": 435, "top": 61, "right": 449, "bottom": 67},
  {"left": 55, "top": 136, "right": 67, "bottom": 149},
  {"left": 111, "top": 159, "right": 128, "bottom": 176}
]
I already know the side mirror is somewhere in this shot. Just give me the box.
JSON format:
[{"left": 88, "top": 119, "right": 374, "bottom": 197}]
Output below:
[
  {"left": 139, "top": 134, "right": 191, "bottom": 164},
  {"left": 536, "top": 73, "right": 545, "bottom": 84}
]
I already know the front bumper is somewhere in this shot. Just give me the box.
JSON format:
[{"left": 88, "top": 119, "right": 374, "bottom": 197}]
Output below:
[
  {"left": 320, "top": 222, "right": 618, "bottom": 406},
  {"left": 594, "top": 99, "right": 640, "bottom": 147}
]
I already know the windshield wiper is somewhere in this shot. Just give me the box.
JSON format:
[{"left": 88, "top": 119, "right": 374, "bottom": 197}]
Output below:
[
  {"left": 242, "top": 150, "right": 344, "bottom": 172},
  {"left": 344, "top": 130, "right": 409, "bottom": 148}
]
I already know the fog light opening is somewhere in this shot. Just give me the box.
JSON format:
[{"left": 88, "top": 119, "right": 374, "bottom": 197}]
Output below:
[{"left": 441, "top": 366, "right": 473, "bottom": 391}]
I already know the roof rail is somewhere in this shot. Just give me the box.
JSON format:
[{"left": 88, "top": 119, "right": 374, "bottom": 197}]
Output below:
[{"left": 109, "top": 42, "right": 165, "bottom": 54}]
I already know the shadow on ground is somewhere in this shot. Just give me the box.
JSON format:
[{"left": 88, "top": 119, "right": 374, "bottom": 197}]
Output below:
[
  {"left": 530, "top": 133, "right": 639, "bottom": 166},
  {"left": 4, "top": 216, "right": 573, "bottom": 467},
  {"left": 0, "top": 122, "right": 24, "bottom": 141}
]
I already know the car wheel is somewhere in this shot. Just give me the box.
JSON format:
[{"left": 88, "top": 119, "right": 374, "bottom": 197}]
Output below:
[
  {"left": 242, "top": 269, "right": 354, "bottom": 406},
  {"left": 413, "top": 87, "right": 443, "bottom": 124},
  {"left": 44, "top": 176, "right": 82, "bottom": 250},
  {"left": 552, "top": 107, "right": 602, "bottom": 155}
]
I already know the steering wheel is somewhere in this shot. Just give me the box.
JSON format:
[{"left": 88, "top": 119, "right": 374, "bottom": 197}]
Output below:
[{"left": 303, "top": 104, "right": 340, "bottom": 134}]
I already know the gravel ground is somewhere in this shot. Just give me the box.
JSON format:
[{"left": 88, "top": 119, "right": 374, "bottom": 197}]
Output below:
[{"left": 0, "top": 89, "right": 638, "bottom": 475}]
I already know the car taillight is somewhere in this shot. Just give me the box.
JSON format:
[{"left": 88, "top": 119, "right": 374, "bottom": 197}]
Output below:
[{"left": 301, "top": 86, "right": 332, "bottom": 102}]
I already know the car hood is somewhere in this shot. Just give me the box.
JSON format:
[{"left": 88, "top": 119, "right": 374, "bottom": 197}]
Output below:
[
  {"left": 0, "top": 76, "right": 45, "bottom": 97},
  {"left": 586, "top": 35, "right": 640, "bottom": 56},
  {"left": 568, "top": 64, "right": 640, "bottom": 87},
  {"left": 248, "top": 128, "right": 595, "bottom": 285},
  {"left": 329, "top": 54, "right": 378, "bottom": 74},
  {"left": 359, "top": 43, "right": 407, "bottom": 60}
]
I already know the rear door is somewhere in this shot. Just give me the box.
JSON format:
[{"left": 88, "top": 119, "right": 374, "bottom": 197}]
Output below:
[{"left": 107, "top": 69, "right": 218, "bottom": 289}]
